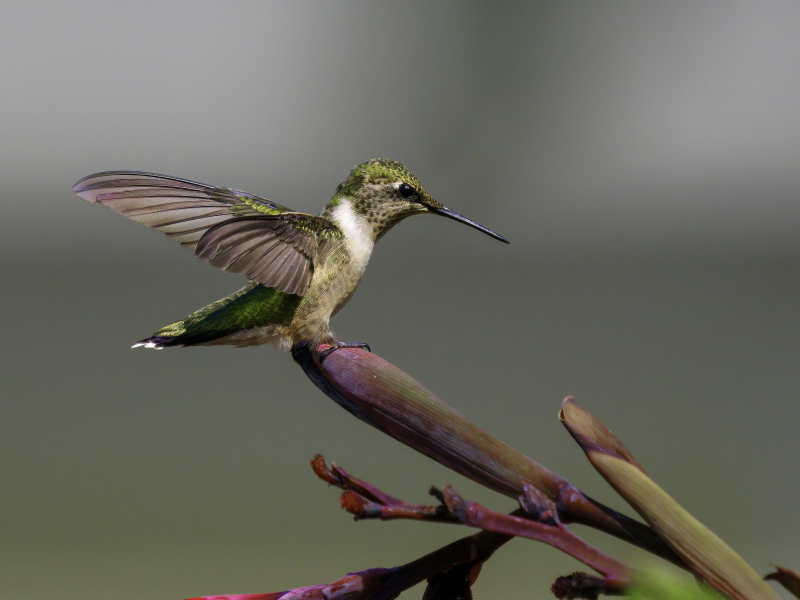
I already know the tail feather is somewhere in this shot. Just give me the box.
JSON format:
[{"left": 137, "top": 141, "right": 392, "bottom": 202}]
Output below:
[
  {"left": 132, "top": 283, "right": 301, "bottom": 349},
  {"left": 132, "top": 331, "right": 233, "bottom": 349}
]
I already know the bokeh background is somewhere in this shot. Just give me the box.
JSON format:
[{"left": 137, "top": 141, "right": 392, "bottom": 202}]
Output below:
[{"left": 2, "top": 2, "right": 799, "bottom": 598}]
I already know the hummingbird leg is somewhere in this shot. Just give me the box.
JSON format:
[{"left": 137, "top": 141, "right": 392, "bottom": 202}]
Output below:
[
  {"left": 318, "top": 341, "right": 372, "bottom": 363},
  {"left": 290, "top": 341, "right": 311, "bottom": 362}
]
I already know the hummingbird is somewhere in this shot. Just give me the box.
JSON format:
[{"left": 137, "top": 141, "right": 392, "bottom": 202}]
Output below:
[{"left": 73, "top": 159, "right": 508, "bottom": 359}]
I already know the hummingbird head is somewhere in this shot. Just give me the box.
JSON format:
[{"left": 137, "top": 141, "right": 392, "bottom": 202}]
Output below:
[{"left": 335, "top": 158, "right": 509, "bottom": 243}]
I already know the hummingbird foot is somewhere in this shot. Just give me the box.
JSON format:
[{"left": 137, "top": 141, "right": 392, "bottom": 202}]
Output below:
[{"left": 318, "top": 341, "right": 372, "bottom": 363}]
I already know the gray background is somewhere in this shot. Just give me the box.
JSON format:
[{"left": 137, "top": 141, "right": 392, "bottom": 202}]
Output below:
[{"left": 2, "top": 2, "right": 799, "bottom": 598}]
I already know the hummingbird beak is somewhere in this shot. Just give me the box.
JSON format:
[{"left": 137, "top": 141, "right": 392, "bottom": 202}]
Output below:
[{"left": 429, "top": 206, "right": 510, "bottom": 244}]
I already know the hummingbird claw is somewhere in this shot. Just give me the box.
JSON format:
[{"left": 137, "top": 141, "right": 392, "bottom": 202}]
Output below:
[{"left": 318, "top": 341, "right": 371, "bottom": 363}]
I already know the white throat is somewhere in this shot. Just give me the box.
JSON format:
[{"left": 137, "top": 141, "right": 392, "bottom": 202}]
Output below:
[{"left": 332, "top": 199, "right": 375, "bottom": 275}]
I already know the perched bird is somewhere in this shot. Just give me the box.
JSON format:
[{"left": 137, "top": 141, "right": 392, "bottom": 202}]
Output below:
[{"left": 73, "top": 159, "right": 508, "bottom": 359}]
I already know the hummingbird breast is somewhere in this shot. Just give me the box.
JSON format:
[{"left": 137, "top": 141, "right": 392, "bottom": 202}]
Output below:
[{"left": 287, "top": 199, "right": 376, "bottom": 346}]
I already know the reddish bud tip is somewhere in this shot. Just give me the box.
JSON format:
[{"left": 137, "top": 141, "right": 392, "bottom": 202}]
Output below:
[
  {"left": 550, "top": 572, "right": 605, "bottom": 600},
  {"left": 340, "top": 490, "right": 367, "bottom": 516},
  {"left": 550, "top": 576, "right": 574, "bottom": 599},
  {"left": 311, "top": 454, "right": 340, "bottom": 485}
]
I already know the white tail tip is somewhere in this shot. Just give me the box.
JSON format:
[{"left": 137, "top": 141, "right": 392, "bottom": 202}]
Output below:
[{"left": 131, "top": 342, "right": 164, "bottom": 349}]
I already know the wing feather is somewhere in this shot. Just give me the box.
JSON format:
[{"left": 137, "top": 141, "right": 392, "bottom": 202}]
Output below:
[
  {"left": 73, "top": 171, "right": 339, "bottom": 296},
  {"left": 154, "top": 214, "right": 232, "bottom": 233},
  {"left": 250, "top": 244, "right": 294, "bottom": 281},
  {"left": 279, "top": 253, "right": 310, "bottom": 296},
  {"left": 207, "top": 233, "right": 270, "bottom": 269},
  {"left": 123, "top": 202, "right": 225, "bottom": 223},
  {"left": 221, "top": 238, "right": 280, "bottom": 273}
]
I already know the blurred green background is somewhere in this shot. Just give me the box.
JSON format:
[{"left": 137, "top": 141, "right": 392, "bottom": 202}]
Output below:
[{"left": 2, "top": 2, "right": 799, "bottom": 598}]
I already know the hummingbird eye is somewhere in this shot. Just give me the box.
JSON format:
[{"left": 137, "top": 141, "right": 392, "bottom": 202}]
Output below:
[{"left": 398, "top": 183, "right": 414, "bottom": 199}]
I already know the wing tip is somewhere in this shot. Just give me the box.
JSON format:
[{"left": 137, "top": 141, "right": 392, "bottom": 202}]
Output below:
[
  {"left": 72, "top": 170, "right": 207, "bottom": 202},
  {"left": 72, "top": 171, "right": 134, "bottom": 202},
  {"left": 72, "top": 177, "right": 97, "bottom": 202}
]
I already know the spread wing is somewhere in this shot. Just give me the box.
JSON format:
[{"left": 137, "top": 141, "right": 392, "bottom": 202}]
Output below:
[{"left": 73, "top": 171, "right": 340, "bottom": 296}]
